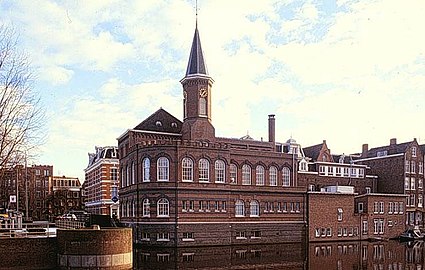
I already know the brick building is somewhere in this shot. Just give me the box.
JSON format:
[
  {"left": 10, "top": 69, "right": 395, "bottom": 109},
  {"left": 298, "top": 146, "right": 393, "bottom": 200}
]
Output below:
[
  {"left": 354, "top": 138, "right": 424, "bottom": 228},
  {"left": 0, "top": 165, "right": 52, "bottom": 221},
  {"left": 118, "top": 23, "right": 306, "bottom": 246},
  {"left": 299, "top": 140, "right": 377, "bottom": 194},
  {"left": 84, "top": 146, "right": 119, "bottom": 216},
  {"left": 46, "top": 175, "right": 83, "bottom": 219}
]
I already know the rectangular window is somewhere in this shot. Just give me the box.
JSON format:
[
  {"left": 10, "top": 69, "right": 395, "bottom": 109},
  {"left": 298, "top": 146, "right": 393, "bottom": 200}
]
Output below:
[
  {"left": 326, "top": 228, "right": 332, "bottom": 237},
  {"left": 182, "top": 232, "right": 194, "bottom": 241},
  {"left": 394, "top": 202, "right": 399, "bottom": 214},
  {"left": 157, "top": 232, "right": 170, "bottom": 242},
  {"left": 199, "top": 201, "right": 204, "bottom": 212},
  {"left": 411, "top": 194, "right": 416, "bottom": 207},
  {"left": 236, "top": 231, "right": 246, "bottom": 239},
  {"left": 412, "top": 147, "right": 417, "bottom": 157},
  {"left": 420, "top": 163, "right": 424, "bottom": 175},
  {"left": 359, "top": 168, "right": 364, "bottom": 177},
  {"left": 182, "top": 200, "right": 188, "bottom": 212},
  {"left": 405, "top": 177, "right": 410, "bottom": 190},
  {"left": 315, "top": 228, "right": 320, "bottom": 237},
  {"left": 350, "top": 168, "right": 357, "bottom": 177},
  {"left": 189, "top": 200, "right": 195, "bottom": 212},
  {"left": 412, "top": 161, "right": 416, "bottom": 174},
  {"left": 282, "top": 202, "right": 287, "bottom": 212},
  {"left": 379, "top": 202, "right": 384, "bottom": 214},
  {"left": 214, "top": 201, "right": 219, "bottom": 212},
  {"left": 405, "top": 160, "right": 410, "bottom": 173},
  {"left": 362, "top": 221, "right": 368, "bottom": 234},
  {"left": 373, "top": 202, "right": 379, "bottom": 213},
  {"left": 319, "top": 166, "right": 326, "bottom": 175},
  {"left": 388, "top": 202, "right": 393, "bottom": 214},
  {"left": 251, "top": 231, "right": 261, "bottom": 238},
  {"left": 230, "top": 165, "right": 237, "bottom": 184},
  {"left": 358, "top": 202, "right": 364, "bottom": 213},
  {"left": 411, "top": 178, "right": 416, "bottom": 190},
  {"left": 221, "top": 201, "right": 227, "bottom": 212},
  {"left": 337, "top": 228, "right": 342, "bottom": 237},
  {"left": 337, "top": 208, "right": 343, "bottom": 221},
  {"left": 327, "top": 166, "right": 334, "bottom": 176},
  {"left": 141, "top": 232, "right": 150, "bottom": 241},
  {"left": 343, "top": 167, "right": 349, "bottom": 177},
  {"left": 336, "top": 167, "right": 342, "bottom": 176}
]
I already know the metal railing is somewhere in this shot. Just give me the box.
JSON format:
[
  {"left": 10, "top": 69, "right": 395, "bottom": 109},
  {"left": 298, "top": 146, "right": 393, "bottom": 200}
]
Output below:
[
  {"left": 55, "top": 219, "right": 85, "bottom": 229},
  {"left": 0, "top": 221, "right": 56, "bottom": 238}
]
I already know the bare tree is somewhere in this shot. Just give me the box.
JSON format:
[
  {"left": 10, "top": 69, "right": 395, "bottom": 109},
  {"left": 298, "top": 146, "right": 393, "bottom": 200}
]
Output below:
[{"left": 0, "top": 25, "right": 44, "bottom": 169}]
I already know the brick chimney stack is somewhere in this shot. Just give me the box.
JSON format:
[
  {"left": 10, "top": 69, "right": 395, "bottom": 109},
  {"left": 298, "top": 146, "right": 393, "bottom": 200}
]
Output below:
[
  {"left": 362, "top": 143, "right": 368, "bottom": 157},
  {"left": 268, "top": 114, "right": 275, "bottom": 143},
  {"left": 390, "top": 138, "right": 397, "bottom": 145}
]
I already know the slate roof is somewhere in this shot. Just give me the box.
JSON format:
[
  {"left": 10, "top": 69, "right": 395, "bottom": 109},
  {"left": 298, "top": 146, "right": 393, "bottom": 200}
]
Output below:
[
  {"left": 134, "top": 108, "right": 182, "bottom": 134},
  {"left": 364, "top": 141, "right": 412, "bottom": 158},
  {"left": 185, "top": 26, "right": 208, "bottom": 77},
  {"left": 303, "top": 143, "right": 323, "bottom": 161}
]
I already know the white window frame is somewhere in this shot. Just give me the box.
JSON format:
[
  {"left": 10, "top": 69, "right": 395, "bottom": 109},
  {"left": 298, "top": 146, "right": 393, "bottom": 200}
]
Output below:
[
  {"left": 142, "top": 158, "right": 150, "bottom": 182},
  {"left": 256, "top": 165, "right": 265, "bottom": 186},
  {"left": 230, "top": 164, "right": 237, "bottom": 184},
  {"left": 198, "top": 158, "right": 210, "bottom": 182},
  {"left": 269, "top": 166, "right": 277, "bottom": 186},
  {"left": 182, "top": 157, "right": 194, "bottom": 182},
  {"left": 250, "top": 200, "right": 260, "bottom": 217},
  {"left": 157, "top": 157, "right": 169, "bottom": 181},
  {"left": 282, "top": 167, "right": 291, "bottom": 187},
  {"left": 215, "top": 160, "right": 225, "bottom": 183},
  {"left": 157, "top": 198, "right": 169, "bottom": 217},
  {"left": 143, "top": 199, "right": 150, "bottom": 217},
  {"left": 235, "top": 200, "right": 245, "bottom": 217},
  {"left": 242, "top": 164, "right": 251, "bottom": 185}
]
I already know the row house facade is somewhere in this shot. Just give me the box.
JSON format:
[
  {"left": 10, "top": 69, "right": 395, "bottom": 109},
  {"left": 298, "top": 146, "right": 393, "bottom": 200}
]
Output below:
[
  {"left": 0, "top": 165, "right": 52, "bottom": 221},
  {"left": 46, "top": 175, "right": 83, "bottom": 219},
  {"left": 84, "top": 146, "right": 119, "bottom": 216},
  {"left": 298, "top": 140, "right": 377, "bottom": 194},
  {"left": 118, "top": 23, "right": 306, "bottom": 246},
  {"left": 354, "top": 138, "right": 425, "bottom": 228}
]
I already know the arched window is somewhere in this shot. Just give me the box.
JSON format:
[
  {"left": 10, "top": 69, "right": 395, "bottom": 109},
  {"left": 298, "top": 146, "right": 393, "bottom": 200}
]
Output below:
[
  {"left": 199, "top": 159, "right": 210, "bottom": 182},
  {"left": 256, "top": 165, "right": 265, "bottom": 186},
  {"left": 235, "top": 200, "right": 245, "bottom": 217},
  {"left": 126, "top": 165, "right": 130, "bottom": 186},
  {"left": 182, "top": 158, "right": 194, "bottom": 182},
  {"left": 282, "top": 167, "right": 291, "bottom": 186},
  {"left": 269, "top": 166, "right": 277, "bottom": 186},
  {"left": 120, "top": 167, "right": 125, "bottom": 187},
  {"left": 215, "top": 160, "right": 225, "bottom": 183},
  {"left": 250, "top": 200, "right": 260, "bottom": 217},
  {"left": 143, "top": 158, "right": 150, "bottom": 182},
  {"left": 230, "top": 164, "right": 237, "bottom": 184},
  {"left": 199, "top": 97, "right": 207, "bottom": 116},
  {"left": 183, "top": 91, "right": 187, "bottom": 119},
  {"left": 157, "top": 157, "right": 169, "bottom": 181},
  {"left": 157, "top": 198, "right": 169, "bottom": 217},
  {"left": 242, "top": 164, "right": 251, "bottom": 185},
  {"left": 143, "top": 199, "right": 150, "bottom": 217},
  {"left": 131, "top": 162, "right": 135, "bottom": 185}
]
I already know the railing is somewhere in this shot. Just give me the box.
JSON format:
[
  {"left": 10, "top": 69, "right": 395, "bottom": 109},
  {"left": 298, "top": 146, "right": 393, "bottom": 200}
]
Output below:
[
  {"left": 0, "top": 221, "right": 56, "bottom": 238},
  {"left": 55, "top": 219, "right": 85, "bottom": 229}
]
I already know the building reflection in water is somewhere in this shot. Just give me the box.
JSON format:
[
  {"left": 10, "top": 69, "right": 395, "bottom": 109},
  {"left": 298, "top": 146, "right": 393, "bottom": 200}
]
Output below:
[{"left": 134, "top": 240, "right": 424, "bottom": 269}]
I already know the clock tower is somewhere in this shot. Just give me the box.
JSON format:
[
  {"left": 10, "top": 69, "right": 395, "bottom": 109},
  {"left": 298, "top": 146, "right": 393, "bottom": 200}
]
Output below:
[{"left": 180, "top": 24, "right": 215, "bottom": 140}]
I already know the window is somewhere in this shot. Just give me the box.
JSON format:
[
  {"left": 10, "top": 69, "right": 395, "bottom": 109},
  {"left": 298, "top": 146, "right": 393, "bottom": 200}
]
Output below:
[
  {"left": 182, "top": 158, "right": 193, "bottom": 182},
  {"left": 315, "top": 228, "right": 320, "bottom": 237},
  {"left": 198, "top": 201, "right": 204, "bottom": 212},
  {"left": 319, "top": 166, "right": 326, "bottom": 175},
  {"left": 399, "top": 202, "right": 404, "bottom": 214},
  {"left": 251, "top": 231, "right": 261, "bottom": 238},
  {"left": 337, "top": 208, "right": 343, "bottom": 221},
  {"left": 419, "top": 179, "right": 423, "bottom": 189},
  {"left": 141, "top": 232, "right": 150, "bottom": 241},
  {"left": 299, "top": 160, "right": 308, "bottom": 171},
  {"left": 214, "top": 201, "right": 219, "bottom": 212},
  {"left": 373, "top": 202, "right": 379, "bottom": 213},
  {"left": 359, "top": 168, "right": 364, "bottom": 177},
  {"left": 215, "top": 160, "right": 225, "bottom": 183},
  {"left": 379, "top": 202, "right": 384, "bottom": 214},
  {"left": 343, "top": 167, "right": 349, "bottom": 177},
  {"left": 221, "top": 201, "right": 227, "bottom": 212},
  {"left": 189, "top": 201, "right": 195, "bottom": 212},
  {"left": 199, "top": 97, "right": 207, "bottom": 115},
  {"left": 405, "top": 160, "right": 410, "bottom": 173},
  {"left": 373, "top": 219, "right": 384, "bottom": 235},
  {"left": 199, "top": 159, "right": 210, "bottom": 182},
  {"left": 412, "top": 146, "right": 417, "bottom": 157},
  {"left": 235, "top": 200, "right": 245, "bottom": 217},
  {"left": 157, "top": 232, "right": 170, "bottom": 241},
  {"left": 182, "top": 200, "right": 188, "bottom": 212},
  {"left": 242, "top": 164, "right": 251, "bottom": 185},
  {"left": 120, "top": 168, "right": 125, "bottom": 187},
  {"left": 230, "top": 164, "right": 237, "bottom": 184},
  {"left": 358, "top": 203, "right": 364, "bottom": 213},
  {"left": 126, "top": 165, "right": 130, "bottom": 186},
  {"left": 157, "top": 157, "right": 169, "bottom": 181},
  {"left": 111, "top": 168, "right": 118, "bottom": 181},
  {"left": 394, "top": 202, "right": 399, "bottom": 214},
  {"left": 411, "top": 177, "right": 416, "bottom": 190},
  {"left": 183, "top": 232, "right": 194, "bottom": 241},
  {"left": 282, "top": 167, "right": 290, "bottom": 186},
  {"left": 143, "top": 158, "right": 150, "bottom": 182},
  {"left": 236, "top": 231, "right": 246, "bottom": 239},
  {"left": 269, "top": 166, "right": 277, "bottom": 186},
  {"left": 419, "top": 195, "right": 423, "bottom": 208},
  {"left": 131, "top": 162, "right": 135, "bottom": 185},
  {"left": 420, "top": 163, "right": 424, "bottom": 175},
  {"left": 365, "top": 187, "right": 371, "bottom": 193},
  {"left": 143, "top": 199, "right": 150, "bottom": 217},
  {"left": 256, "top": 165, "right": 265, "bottom": 185},
  {"left": 411, "top": 161, "right": 416, "bottom": 174},
  {"left": 250, "top": 200, "right": 260, "bottom": 217},
  {"left": 388, "top": 202, "right": 393, "bottom": 214},
  {"left": 157, "top": 198, "right": 169, "bottom": 217},
  {"left": 405, "top": 177, "right": 410, "bottom": 190}
]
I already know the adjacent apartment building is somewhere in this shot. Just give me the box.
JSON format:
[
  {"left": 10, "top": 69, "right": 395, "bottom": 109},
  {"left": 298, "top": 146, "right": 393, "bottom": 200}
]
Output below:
[
  {"left": 46, "top": 175, "right": 83, "bottom": 219},
  {"left": 84, "top": 146, "right": 119, "bottom": 216},
  {"left": 118, "top": 23, "right": 306, "bottom": 246}
]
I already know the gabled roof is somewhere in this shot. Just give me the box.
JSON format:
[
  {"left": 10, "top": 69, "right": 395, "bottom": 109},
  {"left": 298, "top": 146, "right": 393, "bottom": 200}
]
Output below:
[
  {"left": 134, "top": 108, "right": 182, "bottom": 134},
  {"left": 303, "top": 143, "right": 322, "bottom": 160},
  {"left": 185, "top": 26, "right": 208, "bottom": 77}
]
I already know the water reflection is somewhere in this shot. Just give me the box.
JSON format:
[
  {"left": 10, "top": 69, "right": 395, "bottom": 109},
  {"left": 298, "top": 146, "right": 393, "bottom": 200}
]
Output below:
[{"left": 134, "top": 240, "right": 424, "bottom": 269}]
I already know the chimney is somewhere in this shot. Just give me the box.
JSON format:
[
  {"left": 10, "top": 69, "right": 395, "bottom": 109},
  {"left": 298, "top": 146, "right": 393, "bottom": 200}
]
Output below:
[
  {"left": 268, "top": 114, "right": 275, "bottom": 143},
  {"left": 362, "top": 143, "right": 368, "bottom": 157},
  {"left": 390, "top": 138, "right": 397, "bottom": 145}
]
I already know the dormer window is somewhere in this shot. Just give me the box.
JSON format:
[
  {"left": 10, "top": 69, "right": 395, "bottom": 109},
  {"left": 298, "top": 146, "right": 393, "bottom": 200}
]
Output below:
[
  {"left": 412, "top": 147, "right": 417, "bottom": 157},
  {"left": 156, "top": 121, "right": 162, "bottom": 127},
  {"left": 322, "top": 155, "right": 326, "bottom": 162}
]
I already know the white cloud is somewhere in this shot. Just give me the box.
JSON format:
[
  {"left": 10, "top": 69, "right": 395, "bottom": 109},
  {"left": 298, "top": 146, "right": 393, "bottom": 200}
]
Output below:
[{"left": 39, "top": 66, "right": 74, "bottom": 86}]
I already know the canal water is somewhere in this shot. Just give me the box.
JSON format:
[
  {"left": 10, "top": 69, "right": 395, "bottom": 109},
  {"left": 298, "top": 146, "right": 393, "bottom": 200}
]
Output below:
[{"left": 134, "top": 240, "right": 423, "bottom": 269}]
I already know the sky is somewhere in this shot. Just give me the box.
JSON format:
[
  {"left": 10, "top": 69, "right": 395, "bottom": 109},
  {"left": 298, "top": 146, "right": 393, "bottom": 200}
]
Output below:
[{"left": 1, "top": 0, "right": 425, "bottom": 182}]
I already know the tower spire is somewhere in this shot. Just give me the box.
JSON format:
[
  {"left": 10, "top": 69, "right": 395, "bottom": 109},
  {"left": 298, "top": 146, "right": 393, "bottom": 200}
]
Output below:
[{"left": 195, "top": 0, "right": 198, "bottom": 29}]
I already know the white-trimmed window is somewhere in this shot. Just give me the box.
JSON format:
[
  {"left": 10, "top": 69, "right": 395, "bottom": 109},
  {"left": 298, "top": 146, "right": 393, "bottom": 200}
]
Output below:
[
  {"left": 256, "top": 165, "right": 265, "bottom": 186},
  {"left": 182, "top": 158, "right": 193, "bottom": 182},
  {"left": 198, "top": 159, "right": 210, "bottom": 182},
  {"left": 411, "top": 177, "right": 416, "bottom": 190},
  {"left": 215, "top": 160, "right": 225, "bottom": 183},
  {"left": 143, "top": 199, "right": 150, "bottom": 217},
  {"left": 126, "top": 165, "right": 130, "bottom": 186},
  {"left": 388, "top": 202, "right": 393, "bottom": 214},
  {"left": 379, "top": 202, "right": 384, "bottom": 214},
  {"left": 405, "top": 177, "right": 410, "bottom": 190},
  {"left": 418, "top": 195, "right": 423, "bottom": 208},
  {"left": 405, "top": 160, "right": 410, "bottom": 173},
  {"left": 235, "top": 200, "right": 245, "bottom": 217},
  {"left": 250, "top": 200, "right": 260, "bottom": 217},
  {"left": 157, "top": 157, "right": 169, "bottom": 181},
  {"left": 337, "top": 208, "right": 343, "bottom": 221},
  {"left": 230, "top": 164, "right": 237, "bottom": 184},
  {"left": 412, "top": 146, "right": 417, "bottom": 157},
  {"left": 399, "top": 202, "right": 404, "bottom": 214},
  {"left": 319, "top": 166, "right": 326, "bottom": 175},
  {"left": 411, "top": 161, "right": 416, "bottom": 174},
  {"left": 269, "top": 166, "right": 277, "bottom": 186},
  {"left": 420, "top": 163, "right": 424, "bottom": 175},
  {"left": 358, "top": 202, "right": 364, "bottom": 213},
  {"left": 419, "top": 179, "right": 423, "bottom": 189},
  {"left": 282, "top": 167, "right": 290, "bottom": 187},
  {"left": 157, "top": 232, "right": 170, "bottom": 242},
  {"left": 143, "top": 158, "right": 150, "bottom": 182},
  {"left": 394, "top": 202, "right": 399, "bottom": 214},
  {"left": 242, "top": 164, "right": 251, "bottom": 185},
  {"left": 362, "top": 221, "right": 368, "bottom": 234},
  {"left": 157, "top": 198, "right": 169, "bottom": 217},
  {"left": 299, "top": 160, "right": 308, "bottom": 171}
]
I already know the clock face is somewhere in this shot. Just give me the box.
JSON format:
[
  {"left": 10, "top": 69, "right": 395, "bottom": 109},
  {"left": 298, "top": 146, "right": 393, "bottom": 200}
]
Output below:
[{"left": 199, "top": 88, "right": 207, "bottom": 98}]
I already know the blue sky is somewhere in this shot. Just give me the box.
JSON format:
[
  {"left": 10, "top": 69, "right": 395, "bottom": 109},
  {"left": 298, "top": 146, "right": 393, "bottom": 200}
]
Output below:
[{"left": 1, "top": 0, "right": 425, "bottom": 181}]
